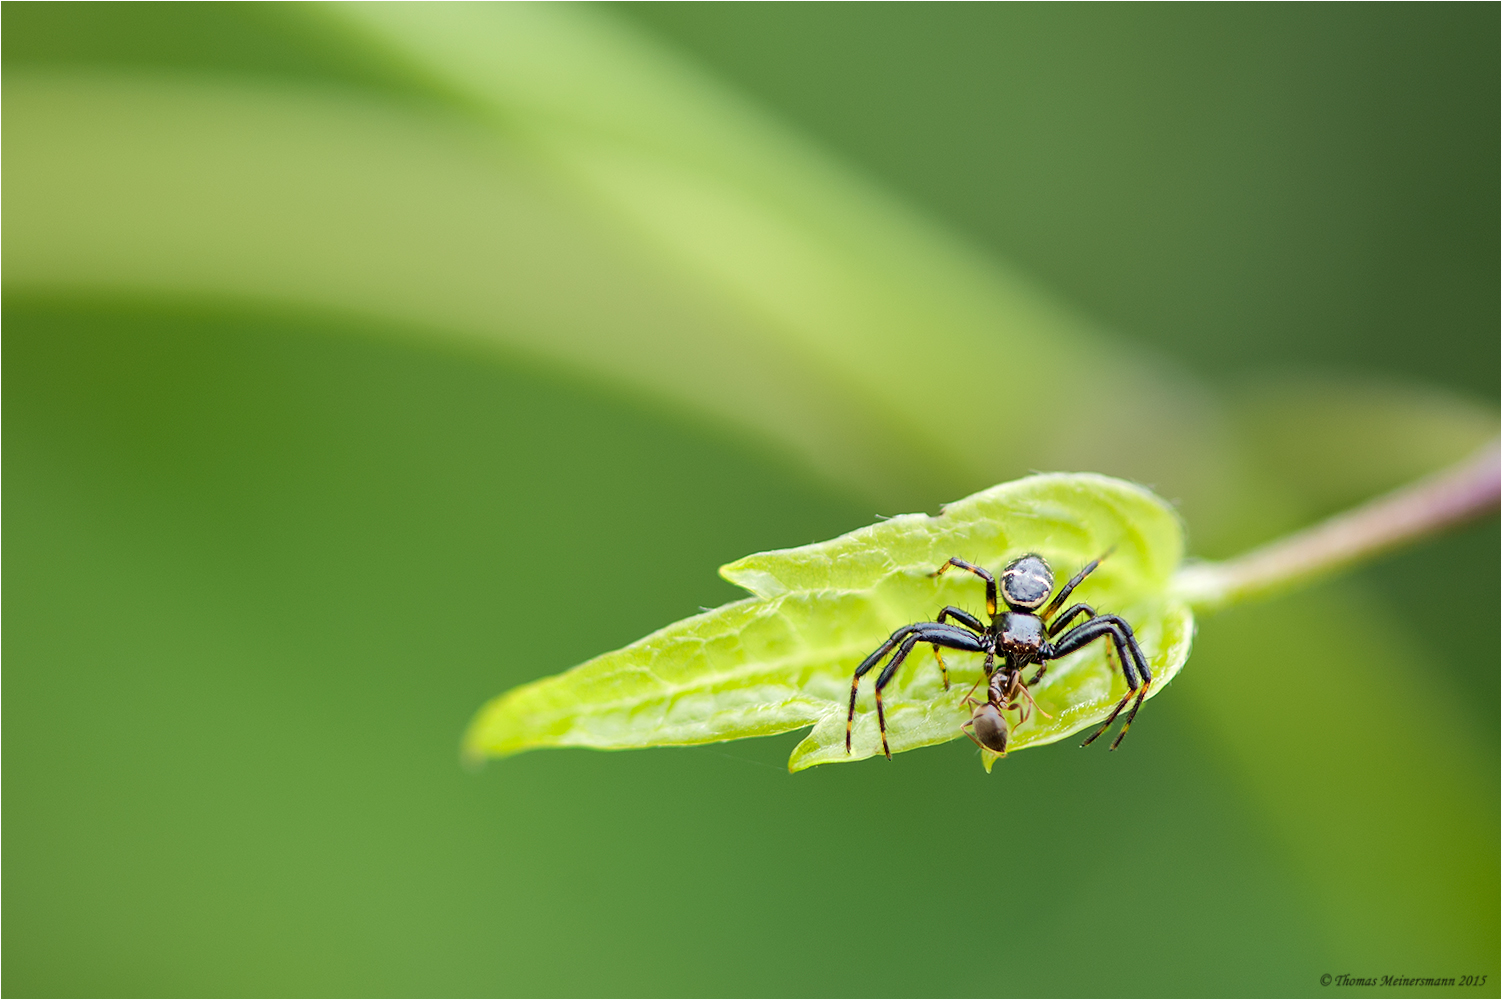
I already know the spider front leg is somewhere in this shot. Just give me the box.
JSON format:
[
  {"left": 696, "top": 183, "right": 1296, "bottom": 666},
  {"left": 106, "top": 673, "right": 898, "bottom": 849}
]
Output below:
[
  {"left": 847, "top": 624, "right": 986, "bottom": 758},
  {"left": 932, "top": 558, "right": 997, "bottom": 618},
  {"left": 1048, "top": 615, "right": 1153, "bottom": 750},
  {"left": 1040, "top": 549, "right": 1113, "bottom": 623},
  {"left": 847, "top": 624, "right": 923, "bottom": 754}
]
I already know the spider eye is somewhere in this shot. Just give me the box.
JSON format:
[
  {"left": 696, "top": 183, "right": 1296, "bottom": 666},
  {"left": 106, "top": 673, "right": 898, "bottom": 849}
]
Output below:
[{"left": 1001, "top": 554, "right": 1053, "bottom": 609}]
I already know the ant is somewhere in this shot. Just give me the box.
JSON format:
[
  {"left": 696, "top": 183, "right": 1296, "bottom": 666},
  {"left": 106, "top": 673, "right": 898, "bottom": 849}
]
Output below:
[{"left": 845, "top": 552, "right": 1152, "bottom": 759}]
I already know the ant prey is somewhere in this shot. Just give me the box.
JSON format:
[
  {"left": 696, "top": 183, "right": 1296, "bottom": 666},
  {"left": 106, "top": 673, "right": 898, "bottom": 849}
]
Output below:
[{"left": 845, "top": 551, "right": 1152, "bottom": 759}]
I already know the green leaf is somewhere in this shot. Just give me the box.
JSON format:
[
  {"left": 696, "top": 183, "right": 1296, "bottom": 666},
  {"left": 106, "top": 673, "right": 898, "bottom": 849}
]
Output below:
[{"left": 463, "top": 473, "right": 1194, "bottom": 772}]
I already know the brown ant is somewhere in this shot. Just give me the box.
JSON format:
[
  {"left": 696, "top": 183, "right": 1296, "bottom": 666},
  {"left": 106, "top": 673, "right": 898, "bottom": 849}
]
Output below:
[
  {"left": 845, "top": 552, "right": 1151, "bottom": 759},
  {"left": 958, "top": 657, "right": 1049, "bottom": 757}
]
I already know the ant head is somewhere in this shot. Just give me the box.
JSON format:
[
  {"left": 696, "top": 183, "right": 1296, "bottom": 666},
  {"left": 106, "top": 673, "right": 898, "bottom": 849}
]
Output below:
[
  {"left": 1000, "top": 554, "right": 1054, "bottom": 611},
  {"left": 970, "top": 703, "right": 1010, "bottom": 755}
]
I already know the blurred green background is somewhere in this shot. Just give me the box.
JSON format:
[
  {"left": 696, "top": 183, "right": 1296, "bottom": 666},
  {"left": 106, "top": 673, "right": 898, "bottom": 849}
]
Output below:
[{"left": 4, "top": 4, "right": 1497, "bottom": 995}]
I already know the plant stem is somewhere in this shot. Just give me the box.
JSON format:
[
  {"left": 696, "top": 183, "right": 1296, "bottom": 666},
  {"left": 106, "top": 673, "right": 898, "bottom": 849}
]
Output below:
[{"left": 1173, "top": 439, "right": 1500, "bottom": 612}]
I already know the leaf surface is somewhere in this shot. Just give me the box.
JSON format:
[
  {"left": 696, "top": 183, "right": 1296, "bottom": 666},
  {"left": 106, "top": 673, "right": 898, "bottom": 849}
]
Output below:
[{"left": 464, "top": 473, "right": 1194, "bottom": 771}]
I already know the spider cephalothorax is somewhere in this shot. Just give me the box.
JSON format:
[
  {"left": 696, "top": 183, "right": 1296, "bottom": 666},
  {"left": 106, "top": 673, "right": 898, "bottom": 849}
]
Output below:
[{"left": 845, "top": 551, "right": 1152, "bottom": 760}]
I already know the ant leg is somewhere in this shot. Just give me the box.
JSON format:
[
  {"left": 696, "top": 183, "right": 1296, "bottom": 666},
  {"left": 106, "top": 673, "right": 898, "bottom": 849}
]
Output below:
[
  {"left": 960, "top": 651, "right": 996, "bottom": 708},
  {"left": 960, "top": 677, "right": 984, "bottom": 708},
  {"left": 1013, "top": 679, "right": 1053, "bottom": 721},
  {"left": 1041, "top": 549, "right": 1113, "bottom": 622},
  {"left": 989, "top": 668, "right": 1029, "bottom": 725},
  {"left": 933, "top": 559, "right": 997, "bottom": 617}
]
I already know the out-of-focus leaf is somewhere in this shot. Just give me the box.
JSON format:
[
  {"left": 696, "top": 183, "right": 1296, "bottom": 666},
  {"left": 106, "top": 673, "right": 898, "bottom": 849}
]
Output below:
[
  {"left": 1, "top": 2, "right": 1237, "bottom": 516},
  {"left": 464, "top": 473, "right": 1193, "bottom": 771}
]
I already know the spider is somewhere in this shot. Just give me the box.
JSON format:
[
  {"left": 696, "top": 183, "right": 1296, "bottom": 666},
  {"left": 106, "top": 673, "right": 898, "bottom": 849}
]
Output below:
[{"left": 844, "top": 552, "right": 1152, "bottom": 760}]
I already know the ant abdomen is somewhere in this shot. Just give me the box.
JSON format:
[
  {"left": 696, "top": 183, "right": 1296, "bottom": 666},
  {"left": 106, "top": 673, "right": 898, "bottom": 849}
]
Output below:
[{"left": 970, "top": 703, "right": 1010, "bottom": 754}]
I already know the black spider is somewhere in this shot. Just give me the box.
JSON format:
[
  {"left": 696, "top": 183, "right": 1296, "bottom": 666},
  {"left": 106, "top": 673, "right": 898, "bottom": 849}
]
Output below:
[{"left": 845, "top": 552, "right": 1152, "bottom": 759}]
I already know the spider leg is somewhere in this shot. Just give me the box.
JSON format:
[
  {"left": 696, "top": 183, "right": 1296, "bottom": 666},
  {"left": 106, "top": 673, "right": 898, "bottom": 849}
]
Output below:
[
  {"left": 1032, "top": 610, "right": 1111, "bottom": 689},
  {"left": 1097, "top": 614, "right": 1152, "bottom": 691},
  {"left": 873, "top": 636, "right": 921, "bottom": 759},
  {"left": 1081, "top": 687, "right": 1135, "bottom": 748},
  {"left": 1098, "top": 629, "right": 1119, "bottom": 678},
  {"left": 929, "top": 646, "right": 951, "bottom": 690},
  {"left": 1053, "top": 614, "right": 1150, "bottom": 687},
  {"left": 872, "top": 625, "right": 985, "bottom": 759},
  {"left": 933, "top": 558, "right": 998, "bottom": 618},
  {"left": 847, "top": 624, "right": 923, "bottom": 753},
  {"left": 848, "top": 623, "right": 984, "bottom": 755},
  {"left": 1108, "top": 683, "right": 1151, "bottom": 750},
  {"left": 936, "top": 605, "right": 986, "bottom": 632},
  {"left": 1047, "top": 602, "right": 1098, "bottom": 638},
  {"left": 931, "top": 608, "right": 986, "bottom": 691},
  {"left": 1041, "top": 549, "right": 1113, "bottom": 623},
  {"left": 1049, "top": 615, "right": 1153, "bottom": 749}
]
